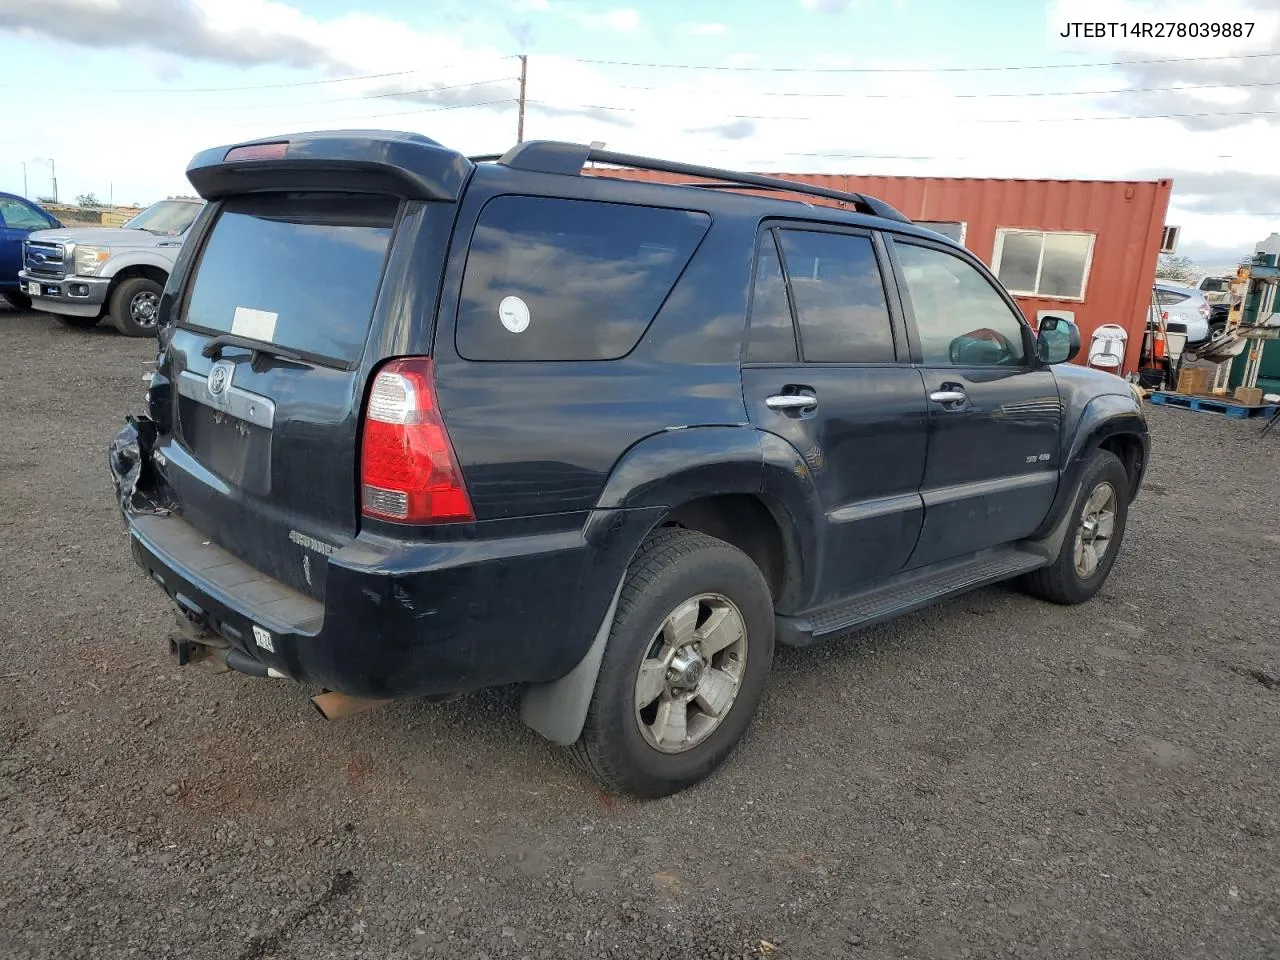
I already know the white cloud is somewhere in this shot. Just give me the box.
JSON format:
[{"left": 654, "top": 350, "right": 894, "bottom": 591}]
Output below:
[
  {"left": 2, "top": 0, "right": 1277, "bottom": 257},
  {"left": 687, "top": 22, "right": 727, "bottom": 37},
  {"left": 568, "top": 7, "right": 640, "bottom": 32},
  {"left": 800, "top": 0, "right": 854, "bottom": 12}
]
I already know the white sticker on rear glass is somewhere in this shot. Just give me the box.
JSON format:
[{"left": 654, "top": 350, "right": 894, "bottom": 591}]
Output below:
[
  {"left": 498, "top": 296, "right": 530, "bottom": 334},
  {"left": 231, "top": 306, "right": 278, "bottom": 342}
]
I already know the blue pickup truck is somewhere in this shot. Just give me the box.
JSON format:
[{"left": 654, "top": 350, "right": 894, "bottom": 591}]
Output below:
[{"left": 0, "top": 193, "right": 61, "bottom": 309}]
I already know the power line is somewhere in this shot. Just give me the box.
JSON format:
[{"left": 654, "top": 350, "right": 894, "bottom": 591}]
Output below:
[
  {"left": 152, "top": 97, "right": 517, "bottom": 129},
  {"left": 232, "top": 97, "right": 516, "bottom": 124},
  {"left": 529, "top": 99, "right": 1280, "bottom": 125},
  {"left": 616, "top": 78, "right": 1280, "bottom": 100},
  {"left": 570, "top": 51, "right": 1280, "bottom": 73},
  {"left": 0, "top": 58, "right": 519, "bottom": 94},
  {"left": 165, "top": 77, "right": 518, "bottom": 114}
]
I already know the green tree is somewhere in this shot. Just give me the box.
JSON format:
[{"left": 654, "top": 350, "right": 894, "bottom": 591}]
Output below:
[{"left": 75, "top": 192, "right": 102, "bottom": 208}]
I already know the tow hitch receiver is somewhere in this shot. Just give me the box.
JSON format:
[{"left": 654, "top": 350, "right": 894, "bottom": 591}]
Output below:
[
  {"left": 168, "top": 612, "right": 225, "bottom": 669},
  {"left": 169, "top": 635, "right": 201, "bottom": 666}
]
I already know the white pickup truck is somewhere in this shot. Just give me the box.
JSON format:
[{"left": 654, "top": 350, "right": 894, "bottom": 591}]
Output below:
[{"left": 19, "top": 198, "right": 204, "bottom": 336}]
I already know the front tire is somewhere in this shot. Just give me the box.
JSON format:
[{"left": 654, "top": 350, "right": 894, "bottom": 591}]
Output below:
[
  {"left": 1021, "top": 449, "right": 1129, "bottom": 605},
  {"left": 572, "top": 528, "right": 775, "bottom": 798},
  {"left": 109, "top": 277, "right": 164, "bottom": 337}
]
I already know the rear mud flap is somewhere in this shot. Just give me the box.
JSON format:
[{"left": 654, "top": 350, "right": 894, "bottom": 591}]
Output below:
[
  {"left": 519, "top": 579, "right": 624, "bottom": 746},
  {"left": 108, "top": 415, "right": 170, "bottom": 515}
]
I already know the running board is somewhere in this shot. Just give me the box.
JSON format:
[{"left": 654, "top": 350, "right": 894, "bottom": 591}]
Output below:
[{"left": 775, "top": 548, "right": 1048, "bottom": 647}]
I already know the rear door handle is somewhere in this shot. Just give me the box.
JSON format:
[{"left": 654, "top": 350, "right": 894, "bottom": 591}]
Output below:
[
  {"left": 765, "top": 394, "right": 818, "bottom": 410},
  {"left": 929, "top": 389, "right": 967, "bottom": 405}
]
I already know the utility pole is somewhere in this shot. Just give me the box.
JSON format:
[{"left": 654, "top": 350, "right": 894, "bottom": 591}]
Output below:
[
  {"left": 21, "top": 161, "right": 27, "bottom": 197},
  {"left": 50, "top": 158, "right": 57, "bottom": 203},
  {"left": 517, "top": 54, "right": 528, "bottom": 144}
]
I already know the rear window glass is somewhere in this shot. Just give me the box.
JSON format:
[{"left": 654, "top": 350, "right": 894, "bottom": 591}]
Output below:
[
  {"left": 1155, "top": 288, "right": 1191, "bottom": 306},
  {"left": 456, "top": 196, "right": 710, "bottom": 361},
  {"left": 183, "top": 194, "right": 397, "bottom": 364}
]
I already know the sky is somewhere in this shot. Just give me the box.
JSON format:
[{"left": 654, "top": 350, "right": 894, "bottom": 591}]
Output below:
[{"left": 1, "top": 0, "right": 1278, "bottom": 267}]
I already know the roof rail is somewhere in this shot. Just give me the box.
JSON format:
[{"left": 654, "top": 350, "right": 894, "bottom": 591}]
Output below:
[{"left": 494, "top": 140, "right": 911, "bottom": 223}]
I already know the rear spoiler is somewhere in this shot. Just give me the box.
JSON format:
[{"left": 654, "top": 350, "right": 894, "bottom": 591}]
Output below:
[{"left": 186, "top": 130, "right": 474, "bottom": 202}]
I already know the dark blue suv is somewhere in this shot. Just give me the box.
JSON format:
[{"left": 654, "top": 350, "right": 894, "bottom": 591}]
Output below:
[
  {"left": 0, "top": 193, "right": 60, "bottom": 308},
  {"left": 110, "top": 131, "right": 1148, "bottom": 797}
]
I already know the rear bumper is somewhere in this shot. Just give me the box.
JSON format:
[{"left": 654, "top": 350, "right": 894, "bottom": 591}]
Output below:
[
  {"left": 18, "top": 270, "right": 109, "bottom": 316},
  {"left": 115, "top": 421, "right": 663, "bottom": 699},
  {"left": 127, "top": 509, "right": 601, "bottom": 699}
]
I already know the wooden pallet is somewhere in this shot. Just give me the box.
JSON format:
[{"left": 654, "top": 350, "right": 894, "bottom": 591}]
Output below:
[{"left": 1148, "top": 391, "right": 1280, "bottom": 420}]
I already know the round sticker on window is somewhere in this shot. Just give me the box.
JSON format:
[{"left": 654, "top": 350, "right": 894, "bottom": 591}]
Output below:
[{"left": 498, "top": 296, "right": 531, "bottom": 334}]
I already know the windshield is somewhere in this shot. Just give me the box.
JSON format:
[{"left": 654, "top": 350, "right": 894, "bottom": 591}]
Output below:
[{"left": 124, "top": 200, "right": 202, "bottom": 236}]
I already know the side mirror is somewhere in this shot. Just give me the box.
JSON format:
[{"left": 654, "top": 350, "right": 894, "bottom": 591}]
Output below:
[{"left": 1036, "top": 315, "right": 1080, "bottom": 364}]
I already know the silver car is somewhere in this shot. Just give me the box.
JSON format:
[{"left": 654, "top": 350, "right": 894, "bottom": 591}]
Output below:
[
  {"left": 1197, "top": 275, "right": 1231, "bottom": 304},
  {"left": 19, "top": 198, "right": 204, "bottom": 337},
  {"left": 1153, "top": 281, "right": 1210, "bottom": 344}
]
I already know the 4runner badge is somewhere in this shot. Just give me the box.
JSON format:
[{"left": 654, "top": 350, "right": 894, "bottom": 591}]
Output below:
[{"left": 207, "top": 359, "right": 235, "bottom": 398}]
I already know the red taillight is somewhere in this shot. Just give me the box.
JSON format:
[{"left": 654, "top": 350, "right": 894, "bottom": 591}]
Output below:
[
  {"left": 360, "top": 358, "right": 473, "bottom": 524},
  {"left": 224, "top": 142, "right": 289, "bottom": 162}
]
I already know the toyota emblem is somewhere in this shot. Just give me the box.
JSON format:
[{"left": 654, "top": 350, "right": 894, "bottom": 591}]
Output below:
[{"left": 207, "top": 360, "right": 234, "bottom": 398}]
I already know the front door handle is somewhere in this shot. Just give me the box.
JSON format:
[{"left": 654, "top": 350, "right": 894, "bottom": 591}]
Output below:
[
  {"left": 765, "top": 394, "right": 818, "bottom": 410},
  {"left": 929, "top": 389, "right": 967, "bottom": 405}
]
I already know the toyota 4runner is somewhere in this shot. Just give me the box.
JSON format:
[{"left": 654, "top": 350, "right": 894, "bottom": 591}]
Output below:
[{"left": 109, "top": 131, "right": 1148, "bottom": 797}]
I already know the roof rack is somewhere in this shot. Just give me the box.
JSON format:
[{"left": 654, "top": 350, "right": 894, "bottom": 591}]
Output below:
[{"left": 485, "top": 141, "right": 911, "bottom": 223}]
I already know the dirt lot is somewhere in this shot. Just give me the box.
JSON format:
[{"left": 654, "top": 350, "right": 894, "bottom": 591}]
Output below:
[{"left": 1, "top": 304, "right": 1278, "bottom": 960}]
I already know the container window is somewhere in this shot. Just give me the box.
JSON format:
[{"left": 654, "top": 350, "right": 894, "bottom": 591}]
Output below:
[
  {"left": 456, "top": 196, "right": 710, "bottom": 361},
  {"left": 992, "top": 229, "right": 1095, "bottom": 300},
  {"left": 745, "top": 233, "right": 797, "bottom": 363},
  {"left": 897, "top": 242, "right": 1027, "bottom": 367},
  {"left": 776, "top": 230, "right": 895, "bottom": 364}
]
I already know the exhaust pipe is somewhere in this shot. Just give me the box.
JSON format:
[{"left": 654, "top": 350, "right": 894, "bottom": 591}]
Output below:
[{"left": 311, "top": 691, "right": 392, "bottom": 721}]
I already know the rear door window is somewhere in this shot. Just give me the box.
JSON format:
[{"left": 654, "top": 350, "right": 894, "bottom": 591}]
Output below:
[
  {"left": 182, "top": 194, "right": 398, "bottom": 365},
  {"left": 745, "top": 233, "right": 798, "bottom": 363},
  {"left": 456, "top": 196, "right": 710, "bottom": 361},
  {"left": 776, "top": 229, "right": 896, "bottom": 363}
]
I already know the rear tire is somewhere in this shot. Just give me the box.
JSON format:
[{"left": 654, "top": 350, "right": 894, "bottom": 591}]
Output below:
[
  {"left": 572, "top": 528, "right": 775, "bottom": 798},
  {"left": 3, "top": 291, "right": 32, "bottom": 310},
  {"left": 1020, "top": 449, "right": 1129, "bottom": 605},
  {"left": 109, "top": 277, "right": 164, "bottom": 337}
]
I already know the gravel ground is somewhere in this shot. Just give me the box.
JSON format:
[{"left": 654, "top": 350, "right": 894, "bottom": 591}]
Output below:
[{"left": 2, "top": 304, "right": 1278, "bottom": 960}]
